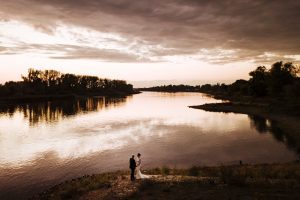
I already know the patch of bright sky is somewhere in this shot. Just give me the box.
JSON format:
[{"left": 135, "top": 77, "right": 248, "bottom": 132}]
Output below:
[
  {"left": 284, "top": 55, "right": 300, "bottom": 60},
  {"left": 0, "top": 20, "right": 256, "bottom": 86},
  {"left": 1, "top": 20, "right": 125, "bottom": 49}
]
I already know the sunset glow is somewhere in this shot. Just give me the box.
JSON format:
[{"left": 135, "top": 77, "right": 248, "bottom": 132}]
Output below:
[
  {"left": 1, "top": 1, "right": 300, "bottom": 199},
  {"left": 1, "top": 1, "right": 299, "bottom": 86}
]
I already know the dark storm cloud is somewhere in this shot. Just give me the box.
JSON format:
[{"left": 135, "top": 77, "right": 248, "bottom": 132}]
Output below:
[
  {"left": 0, "top": 0, "right": 300, "bottom": 63},
  {"left": 50, "top": 46, "right": 148, "bottom": 62},
  {"left": 0, "top": 46, "right": 6, "bottom": 52}
]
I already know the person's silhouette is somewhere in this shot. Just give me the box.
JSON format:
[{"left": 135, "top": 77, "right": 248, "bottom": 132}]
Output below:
[{"left": 129, "top": 155, "right": 136, "bottom": 181}]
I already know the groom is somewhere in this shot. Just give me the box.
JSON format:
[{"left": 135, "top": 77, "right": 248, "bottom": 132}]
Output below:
[{"left": 129, "top": 155, "right": 136, "bottom": 181}]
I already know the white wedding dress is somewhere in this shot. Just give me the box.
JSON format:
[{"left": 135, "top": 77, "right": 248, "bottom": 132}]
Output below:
[{"left": 135, "top": 158, "right": 150, "bottom": 179}]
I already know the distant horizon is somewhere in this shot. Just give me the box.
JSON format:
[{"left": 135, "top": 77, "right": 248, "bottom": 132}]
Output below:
[
  {"left": 0, "top": 70, "right": 238, "bottom": 88},
  {"left": 0, "top": 62, "right": 296, "bottom": 88},
  {"left": 0, "top": 65, "right": 248, "bottom": 88},
  {"left": 0, "top": 60, "right": 255, "bottom": 87}
]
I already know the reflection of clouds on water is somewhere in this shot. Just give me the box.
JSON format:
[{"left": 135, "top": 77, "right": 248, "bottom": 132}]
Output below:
[
  {"left": 0, "top": 92, "right": 299, "bottom": 199},
  {"left": 0, "top": 118, "right": 151, "bottom": 166},
  {"left": 0, "top": 92, "right": 298, "bottom": 168}
]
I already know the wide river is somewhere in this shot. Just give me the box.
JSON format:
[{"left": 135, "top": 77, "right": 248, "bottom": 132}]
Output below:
[{"left": 0, "top": 92, "right": 298, "bottom": 199}]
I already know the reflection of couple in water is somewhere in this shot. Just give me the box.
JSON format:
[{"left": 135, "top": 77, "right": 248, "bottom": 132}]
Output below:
[{"left": 129, "top": 153, "right": 150, "bottom": 181}]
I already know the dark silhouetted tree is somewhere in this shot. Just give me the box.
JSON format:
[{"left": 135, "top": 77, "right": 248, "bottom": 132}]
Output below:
[
  {"left": 268, "top": 61, "right": 297, "bottom": 95},
  {"left": 249, "top": 66, "right": 268, "bottom": 96},
  {"left": 0, "top": 68, "right": 134, "bottom": 97}
]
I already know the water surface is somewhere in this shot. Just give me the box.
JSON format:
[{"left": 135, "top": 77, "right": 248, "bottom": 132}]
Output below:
[{"left": 0, "top": 92, "right": 298, "bottom": 199}]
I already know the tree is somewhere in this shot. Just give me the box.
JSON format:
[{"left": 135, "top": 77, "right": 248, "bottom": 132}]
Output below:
[
  {"left": 249, "top": 66, "right": 268, "bottom": 96},
  {"left": 269, "top": 61, "right": 297, "bottom": 95},
  {"left": 229, "top": 79, "right": 249, "bottom": 95},
  {"left": 1, "top": 68, "right": 134, "bottom": 97}
]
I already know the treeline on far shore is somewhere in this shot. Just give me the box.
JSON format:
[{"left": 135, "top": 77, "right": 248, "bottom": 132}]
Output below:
[
  {"left": 142, "top": 61, "right": 300, "bottom": 99},
  {"left": 0, "top": 68, "right": 135, "bottom": 99}
]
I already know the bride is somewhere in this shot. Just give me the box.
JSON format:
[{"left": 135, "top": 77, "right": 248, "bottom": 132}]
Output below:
[{"left": 135, "top": 153, "right": 150, "bottom": 179}]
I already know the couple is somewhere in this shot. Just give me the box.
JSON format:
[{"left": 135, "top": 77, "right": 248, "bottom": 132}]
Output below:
[{"left": 129, "top": 153, "right": 150, "bottom": 181}]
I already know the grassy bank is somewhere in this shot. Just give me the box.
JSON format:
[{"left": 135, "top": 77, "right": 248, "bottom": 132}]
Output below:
[
  {"left": 32, "top": 162, "right": 300, "bottom": 200},
  {"left": 200, "top": 89, "right": 300, "bottom": 116},
  {"left": 189, "top": 102, "right": 271, "bottom": 116}
]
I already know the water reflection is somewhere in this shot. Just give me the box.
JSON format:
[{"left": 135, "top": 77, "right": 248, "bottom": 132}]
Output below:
[
  {"left": 249, "top": 115, "right": 300, "bottom": 155},
  {"left": 249, "top": 115, "right": 270, "bottom": 133},
  {"left": 0, "top": 92, "right": 298, "bottom": 200},
  {"left": 0, "top": 97, "right": 128, "bottom": 126}
]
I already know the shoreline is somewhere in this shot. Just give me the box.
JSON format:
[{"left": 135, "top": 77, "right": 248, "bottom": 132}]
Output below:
[
  {"left": 0, "top": 91, "right": 140, "bottom": 104},
  {"left": 33, "top": 162, "right": 300, "bottom": 200}
]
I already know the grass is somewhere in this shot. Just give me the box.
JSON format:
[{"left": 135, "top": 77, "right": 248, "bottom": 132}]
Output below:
[
  {"left": 128, "top": 163, "right": 300, "bottom": 200},
  {"left": 34, "top": 163, "right": 300, "bottom": 199},
  {"left": 34, "top": 173, "right": 118, "bottom": 200},
  {"left": 129, "top": 179, "right": 300, "bottom": 200},
  {"left": 161, "top": 166, "right": 171, "bottom": 176},
  {"left": 146, "top": 162, "right": 300, "bottom": 180}
]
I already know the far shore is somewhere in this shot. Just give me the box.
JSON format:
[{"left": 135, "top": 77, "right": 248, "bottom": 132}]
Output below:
[{"left": 0, "top": 91, "right": 140, "bottom": 104}]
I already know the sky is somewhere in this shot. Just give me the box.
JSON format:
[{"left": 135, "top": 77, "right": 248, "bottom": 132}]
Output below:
[{"left": 0, "top": 0, "right": 299, "bottom": 87}]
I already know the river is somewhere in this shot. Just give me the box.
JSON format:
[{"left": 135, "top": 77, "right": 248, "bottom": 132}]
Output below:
[{"left": 0, "top": 92, "right": 298, "bottom": 199}]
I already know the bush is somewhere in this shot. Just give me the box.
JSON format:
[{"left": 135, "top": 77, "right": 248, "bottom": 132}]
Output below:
[
  {"left": 188, "top": 166, "right": 200, "bottom": 176},
  {"left": 161, "top": 166, "right": 171, "bottom": 176},
  {"left": 219, "top": 166, "right": 248, "bottom": 186}
]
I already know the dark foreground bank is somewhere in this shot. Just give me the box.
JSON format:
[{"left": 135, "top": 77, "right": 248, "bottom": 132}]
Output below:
[{"left": 32, "top": 162, "right": 300, "bottom": 200}]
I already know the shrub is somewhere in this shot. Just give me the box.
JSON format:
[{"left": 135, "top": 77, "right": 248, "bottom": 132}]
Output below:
[
  {"left": 161, "top": 166, "right": 171, "bottom": 176},
  {"left": 188, "top": 166, "right": 200, "bottom": 176}
]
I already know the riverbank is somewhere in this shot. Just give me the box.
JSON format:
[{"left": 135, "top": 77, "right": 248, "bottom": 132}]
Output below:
[
  {"left": 32, "top": 162, "right": 300, "bottom": 200},
  {"left": 0, "top": 91, "right": 140, "bottom": 104},
  {"left": 203, "top": 91, "right": 300, "bottom": 115}
]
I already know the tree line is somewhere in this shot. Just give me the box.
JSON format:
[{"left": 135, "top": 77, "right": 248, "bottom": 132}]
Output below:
[
  {"left": 142, "top": 61, "right": 300, "bottom": 98},
  {"left": 141, "top": 84, "right": 200, "bottom": 92},
  {"left": 201, "top": 61, "right": 300, "bottom": 98},
  {"left": 0, "top": 68, "right": 134, "bottom": 97}
]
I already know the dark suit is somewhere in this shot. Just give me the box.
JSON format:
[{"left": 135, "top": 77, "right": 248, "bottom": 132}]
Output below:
[{"left": 129, "top": 157, "right": 136, "bottom": 181}]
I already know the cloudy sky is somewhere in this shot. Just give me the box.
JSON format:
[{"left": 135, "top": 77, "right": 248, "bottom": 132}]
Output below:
[{"left": 0, "top": 0, "right": 299, "bottom": 86}]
